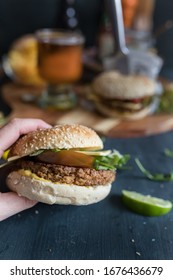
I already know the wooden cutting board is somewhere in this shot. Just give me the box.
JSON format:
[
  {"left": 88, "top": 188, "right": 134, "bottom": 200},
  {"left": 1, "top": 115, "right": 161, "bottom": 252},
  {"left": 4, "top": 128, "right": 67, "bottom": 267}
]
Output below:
[{"left": 2, "top": 82, "right": 173, "bottom": 138}]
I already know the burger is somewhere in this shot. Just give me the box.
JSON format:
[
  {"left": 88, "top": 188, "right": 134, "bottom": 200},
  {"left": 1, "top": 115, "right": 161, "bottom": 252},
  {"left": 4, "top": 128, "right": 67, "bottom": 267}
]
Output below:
[
  {"left": 91, "top": 71, "right": 158, "bottom": 120},
  {"left": 5, "top": 124, "right": 128, "bottom": 205}
]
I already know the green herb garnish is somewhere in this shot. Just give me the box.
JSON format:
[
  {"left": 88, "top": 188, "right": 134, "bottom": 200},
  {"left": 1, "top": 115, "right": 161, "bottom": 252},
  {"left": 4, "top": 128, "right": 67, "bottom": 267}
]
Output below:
[
  {"left": 94, "top": 150, "right": 130, "bottom": 170},
  {"left": 30, "top": 150, "right": 45, "bottom": 156},
  {"left": 157, "top": 88, "right": 173, "bottom": 113},
  {"left": 30, "top": 148, "right": 61, "bottom": 156},
  {"left": 164, "top": 148, "right": 173, "bottom": 158},
  {"left": 135, "top": 158, "right": 173, "bottom": 181}
]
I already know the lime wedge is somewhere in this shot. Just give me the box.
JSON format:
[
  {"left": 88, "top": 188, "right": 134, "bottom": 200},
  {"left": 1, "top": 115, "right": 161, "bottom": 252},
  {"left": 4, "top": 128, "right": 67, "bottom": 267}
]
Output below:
[{"left": 122, "top": 190, "right": 172, "bottom": 216}]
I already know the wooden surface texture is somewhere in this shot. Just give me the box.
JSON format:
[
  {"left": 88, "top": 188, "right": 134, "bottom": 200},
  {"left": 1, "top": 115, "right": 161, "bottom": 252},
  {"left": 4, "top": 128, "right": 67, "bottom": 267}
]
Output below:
[{"left": 2, "top": 82, "right": 173, "bottom": 137}]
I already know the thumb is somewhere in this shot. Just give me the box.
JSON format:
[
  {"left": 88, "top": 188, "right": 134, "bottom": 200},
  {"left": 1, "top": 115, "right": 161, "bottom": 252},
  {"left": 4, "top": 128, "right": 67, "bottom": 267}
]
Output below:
[{"left": 0, "top": 192, "right": 37, "bottom": 221}]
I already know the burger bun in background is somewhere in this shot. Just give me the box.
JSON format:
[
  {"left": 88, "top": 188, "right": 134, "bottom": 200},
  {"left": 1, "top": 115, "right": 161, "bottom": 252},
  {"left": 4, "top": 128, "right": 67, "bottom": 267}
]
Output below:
[{"left": 91, "top": 71, "right": 161, "bottom": 120}]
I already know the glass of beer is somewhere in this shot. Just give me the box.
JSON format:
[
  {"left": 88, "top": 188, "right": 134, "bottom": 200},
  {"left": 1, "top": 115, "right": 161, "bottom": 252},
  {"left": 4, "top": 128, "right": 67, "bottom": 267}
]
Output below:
[{"left": 35, "top": 29, "right": 84, "bottom": 109}]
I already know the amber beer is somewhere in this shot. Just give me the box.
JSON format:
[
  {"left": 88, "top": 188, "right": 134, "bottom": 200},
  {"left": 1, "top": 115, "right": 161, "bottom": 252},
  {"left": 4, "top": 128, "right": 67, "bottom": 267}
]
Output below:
[
  {"left": 36, "top": 30, "right": 84, "bottom": 84},
  {"left": 122, "top": 0, "right": 138, "bottom": 28}
]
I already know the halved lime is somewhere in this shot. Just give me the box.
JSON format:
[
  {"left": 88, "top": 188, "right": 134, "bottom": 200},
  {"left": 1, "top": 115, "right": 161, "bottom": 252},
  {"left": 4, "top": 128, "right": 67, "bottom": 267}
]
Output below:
[{"left": 122, "top": 190, "right": 172, "bottom": 216}]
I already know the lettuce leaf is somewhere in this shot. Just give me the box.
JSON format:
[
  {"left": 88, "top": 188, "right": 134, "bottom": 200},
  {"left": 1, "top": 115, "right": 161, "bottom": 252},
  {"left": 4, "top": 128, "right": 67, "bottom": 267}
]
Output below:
[{"left": 94, "top": 150, "right": 130, "bottom": 170}]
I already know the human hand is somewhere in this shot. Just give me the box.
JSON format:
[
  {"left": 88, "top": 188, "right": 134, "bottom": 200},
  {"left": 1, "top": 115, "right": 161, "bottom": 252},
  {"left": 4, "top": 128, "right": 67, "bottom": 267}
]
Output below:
[
  {"left": 0, "top": 118, "right": 51, "bottom": 221},
  {"left": 0, "top": 118, "right": 51, "bottom": 157}
]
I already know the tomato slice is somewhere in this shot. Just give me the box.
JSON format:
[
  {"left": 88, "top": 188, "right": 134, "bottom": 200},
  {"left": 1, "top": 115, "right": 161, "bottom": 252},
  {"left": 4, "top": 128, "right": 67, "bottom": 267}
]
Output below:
[
  {"left": 130, "top": 98, "right": 143, "bottom": 103},
  {"left": 36, "top": 150, "right": 94, "bottom": 168}
]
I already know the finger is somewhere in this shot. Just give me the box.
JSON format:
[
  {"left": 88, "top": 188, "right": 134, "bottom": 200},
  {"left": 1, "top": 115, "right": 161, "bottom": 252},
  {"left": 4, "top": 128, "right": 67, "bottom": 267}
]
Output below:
[
  {"left": 0, "top": 192, "right": 37, "bottom": 221},
  {"left": 0, "top": 118, "right": 52, "bottom": 157}
]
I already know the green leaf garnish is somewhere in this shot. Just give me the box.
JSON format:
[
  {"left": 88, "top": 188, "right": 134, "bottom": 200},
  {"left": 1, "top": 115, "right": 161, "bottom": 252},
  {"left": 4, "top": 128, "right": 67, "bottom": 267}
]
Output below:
[
  {"left": 135, "top": 158, "right": 173, "bottom": 181},
  {"left": 30, "top": 148, "right": 61, "bottom": 156},
  {"left": 94, "top": 150, "right": 130, "bottom": 171},
  {"left": 164, "top": 148, "right": 173, "bottom": 158},
  {"left": 29, "top": 150, "right": 45, "bottom": 156},
  {"left": 51, "top": 148, "right": 61, "bottom": 152}
]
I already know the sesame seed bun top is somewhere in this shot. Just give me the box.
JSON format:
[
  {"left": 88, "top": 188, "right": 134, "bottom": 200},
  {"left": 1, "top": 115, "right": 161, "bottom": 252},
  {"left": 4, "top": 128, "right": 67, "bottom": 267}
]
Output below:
[
  {"left": 8, "top": 124, "right": 103, "bottom": 158},
  {"left": 92, "top": 71, "right": 156, "bottom": 100}
]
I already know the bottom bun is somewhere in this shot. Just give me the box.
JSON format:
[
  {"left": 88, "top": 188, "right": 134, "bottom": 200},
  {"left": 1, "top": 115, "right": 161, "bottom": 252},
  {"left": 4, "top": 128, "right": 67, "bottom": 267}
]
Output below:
[
  {"left": 7, "top": 171, "right": 112, "bottom": 205},
  {"left": 95, "top": 98, "right": 159, "bottom": 120}
]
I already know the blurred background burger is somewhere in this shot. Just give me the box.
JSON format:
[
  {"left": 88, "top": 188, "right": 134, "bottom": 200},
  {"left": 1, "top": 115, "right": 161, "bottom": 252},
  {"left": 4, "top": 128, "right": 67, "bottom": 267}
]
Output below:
[{"left": 91, "top": 71, "right": 159, "bottom": 120}]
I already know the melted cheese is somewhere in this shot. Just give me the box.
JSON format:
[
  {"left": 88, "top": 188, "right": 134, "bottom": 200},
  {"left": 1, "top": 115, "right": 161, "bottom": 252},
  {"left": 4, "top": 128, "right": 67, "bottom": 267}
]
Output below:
[
  {"left": 18, "top": 169, "right": 51, "bottom": 182},
  {"left": 75, "top": 150, "right": 111, "bottom": 156}
]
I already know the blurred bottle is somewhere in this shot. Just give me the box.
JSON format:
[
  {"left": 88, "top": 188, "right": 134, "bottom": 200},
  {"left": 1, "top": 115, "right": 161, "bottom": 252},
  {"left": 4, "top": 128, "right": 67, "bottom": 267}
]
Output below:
[
  {"left": 122, "top": 0, "right": 155, "bottom": 51},
  {"left": 122, "top": 0, "right": 138, "bottom": 29},
  {"left": 97, "top": 4, "right": 115, "bottom": 59},
  {"left": 134, "top": 0, "right": 155, "bottom": 32},
  {"left": 59, "top": 0, "right": 79, "bottom": 31}
]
